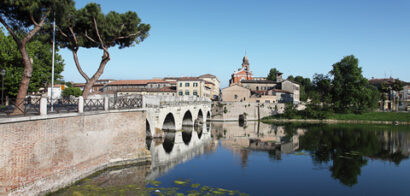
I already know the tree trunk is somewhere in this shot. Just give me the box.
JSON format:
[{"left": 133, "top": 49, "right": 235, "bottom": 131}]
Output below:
[
  {"left": 12, "top": 43, "right": 32, "bottom": 115},
  {"left": 81, "top": 50, "right": 110, "bottom": 99}
]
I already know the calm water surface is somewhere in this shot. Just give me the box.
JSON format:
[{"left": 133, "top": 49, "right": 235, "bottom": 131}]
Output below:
[{"left": 52, "top": 122, "right": 410, "bottom": 196}]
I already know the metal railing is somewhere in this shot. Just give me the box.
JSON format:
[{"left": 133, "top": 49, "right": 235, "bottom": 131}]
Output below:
[
  {"left": 48, "top": 98, "right": 79, "bottom": 113},
  {"left": 0, "top": 95, "right": 210, "bottom": 118},
  {"left": 84, "top": 98, "right": 104, "bottom": 111},
  {"left": 0, "top": 97, "right": 40, "bottom": 117},
  {"left": 109, "top": 96, "right": 142, "bottom": 110}
]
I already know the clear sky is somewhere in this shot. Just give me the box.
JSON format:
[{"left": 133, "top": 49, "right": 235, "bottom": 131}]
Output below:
[{"left": 60, "top": 0, "right": 410, "bottom": 87}]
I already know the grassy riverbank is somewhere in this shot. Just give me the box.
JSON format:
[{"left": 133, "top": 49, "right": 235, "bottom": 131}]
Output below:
[
  {"left": 326, "top": 112, "right": 410, "bottom": 122},
  {"left": 263, "top": 112, "right": 410, "bottom": 123}
]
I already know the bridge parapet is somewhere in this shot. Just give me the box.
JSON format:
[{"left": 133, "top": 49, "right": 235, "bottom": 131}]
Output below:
[{"left": 142, "top": 95, "right": 211, "bottom": 108}]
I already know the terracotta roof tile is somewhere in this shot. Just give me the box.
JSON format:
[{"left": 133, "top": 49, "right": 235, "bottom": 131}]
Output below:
[
  {"left": 107, "top": 79, "right": 169, "bottom": 86},
  {"left": 116, "top": 86, "right": 176, "bottom": 93}
]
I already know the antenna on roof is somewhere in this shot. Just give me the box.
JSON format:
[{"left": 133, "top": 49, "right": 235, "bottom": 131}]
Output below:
[{"left": 245, "top": 49, "right": 247, "bottom": 56}]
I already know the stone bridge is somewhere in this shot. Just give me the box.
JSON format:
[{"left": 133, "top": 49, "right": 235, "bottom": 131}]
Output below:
[{"left": 142, "top": 95, "right": 212, "bottom": 138}]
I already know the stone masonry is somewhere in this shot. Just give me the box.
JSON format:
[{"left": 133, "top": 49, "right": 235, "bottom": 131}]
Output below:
[
  {"left": 211, "top": 101, "right": 286, "bottom": 121},
  {"left": 0, "top": 110, "right": 149, "bottom": 196}
]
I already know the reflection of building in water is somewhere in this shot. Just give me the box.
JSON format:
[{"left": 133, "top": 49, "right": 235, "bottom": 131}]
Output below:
[
  {"left": 212, "top": 121, "right": 305, "bottom": 165},
  {"left": 378, "top": 131, "right": 410, "bottom": 158},
  {"left": 146, "top": 123, "right": 216, "bottom": 180}
]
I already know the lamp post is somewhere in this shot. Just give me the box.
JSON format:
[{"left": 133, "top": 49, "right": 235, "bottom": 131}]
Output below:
[{"left": 1, "top": 69, "right": 5, "bottom": 105}]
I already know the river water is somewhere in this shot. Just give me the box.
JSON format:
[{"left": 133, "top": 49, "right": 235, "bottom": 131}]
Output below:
[{"left": 51, "top": 121, "right": 410, "bottom": 196}]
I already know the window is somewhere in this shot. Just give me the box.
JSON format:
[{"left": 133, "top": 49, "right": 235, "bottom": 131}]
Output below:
[
  {"left": 256, "top": 86, "right": 259, "bottom": 91},
  {"left": 256, "top": 100, "right": 260, "bottom": 103},
  {"left": 178, "top": 91, "right": 183, "bottom": 96},
  {"left": 193, "top": 90, "right": 198, "bottom": 96},
  {"left": 193, "top": 83, "right": 198, "bottom": 87},
  {"left": 179, "top": 82, "right": 182, "bottom": 87},
  {"left": 185, "top": 90, "right": 189, "bottom": 95},
  {"left": 234, "top": 94, "right": 238, "bottom": 99},
  {"left": 185, "top": 83, "right": 190, "bottom": 87},
  {"left": 265, "top": 100, "right": 270, "bottom": 103}
]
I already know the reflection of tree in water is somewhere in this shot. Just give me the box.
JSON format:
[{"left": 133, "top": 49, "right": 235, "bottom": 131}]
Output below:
[{"left": 299, "top": 125, "right": 409, "bottom": 187}]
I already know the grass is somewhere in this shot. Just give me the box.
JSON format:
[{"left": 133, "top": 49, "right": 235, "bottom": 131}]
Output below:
[
  {"left": 327, "top": 112, "right": 410, "bottom": 122},
  {"left": 262, "top": 111, "right": 410, "bottom": 123}
]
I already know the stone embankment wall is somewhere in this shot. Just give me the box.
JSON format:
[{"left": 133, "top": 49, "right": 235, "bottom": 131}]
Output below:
[
  {"left": 211, "top": 102, "right": 286, "bottom": 121},
  {"left": 0, "top": 110, "right": 150, "bottom": 196}
]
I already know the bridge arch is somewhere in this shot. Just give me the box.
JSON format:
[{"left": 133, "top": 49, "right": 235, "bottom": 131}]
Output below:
[
  {"left": 206, "top": 111, "right": 211, "bottom": 121},
  {"left": 197, "top": 109, "right": 203, "bottom": 122},
  {"left": 146, "top": 119, "right": 152, "bottom": 138},
  {"left": 182, "top": 110, "right": 193, "bottom": 126},
  {"left": 162, "top": 113, "right": 176, "bottom": 130}
]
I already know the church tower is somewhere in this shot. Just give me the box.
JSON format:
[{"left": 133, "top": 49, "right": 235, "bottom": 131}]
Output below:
[
  {"left": 242, "top": 55, "right": 249, "bottom": 71},
  {"left": 229, "top": 55, "right": 253, "bottom": 86}
]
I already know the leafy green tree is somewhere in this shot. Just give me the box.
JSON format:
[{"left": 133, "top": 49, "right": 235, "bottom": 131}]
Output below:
[
  {"left": 0, "top": 0, "right": 73, "bottom": 113},
  {"left": 283, "top": 102, "right": 297, "bottom": 118},
  {"left": 57, "top": 3, "right": 150, "bottom": 98},
  {"left": 329, "top": 55, "right": 378, "bottom": 113},
  {"left": 0, "top": 28, "right": 65, "bottom": 98},
  {"left": 61, "top": 87, "right": 82, "bottom": 98},
  {"left": 267, "top": 68, "right": 280, "bottom": 81},
  {"left": 312, "top": 73, "right": 332, "bottom": 104}
]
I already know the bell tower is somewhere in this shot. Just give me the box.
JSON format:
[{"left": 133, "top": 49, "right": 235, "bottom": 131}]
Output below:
[{"left": 242, "top": 55, "right": 249, "bottom": 71}]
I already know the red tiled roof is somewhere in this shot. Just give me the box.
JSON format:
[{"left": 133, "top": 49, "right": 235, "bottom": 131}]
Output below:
[
  {"left": 107, "top": 79, "right": 169, "bottom": 86},
  {"left": 176, "top": 77, "right": 203, "bottom": 81},
  {"left": 271, "top": 89, "right": 293, "bottom": 94},
  {"left": 72, "top": 83, "right": 103, "bottom": 87},
  {"left": 205, "top": 81, "right": 215, "bottom": 85},
  {"left": 116, "top": 86, "right": 176, "bottom": 93},
  {"left": 199, "top": 74, "right": 217, "bottom": 78}
]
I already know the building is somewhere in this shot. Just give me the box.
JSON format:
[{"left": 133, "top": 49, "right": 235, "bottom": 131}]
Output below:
[
  {"left": 280, "top": 80, "right": 300, "bottom": 103},
  {"left": 369, "top": 77, "right": 410, "bottom": 111},
  {"left": 73, "top": 79, "right": 116, "bottom": 94},
  {"left": 399, "top": 84, "right": 410, "bottom": 111},
  {"left": 116, "top": 86, "right": 176, "bottom": 96},
  {"left": 223, "top": 56, "right": 300, "bottom": 104},
  {"left": 100, "top": 76, "right": 220, "bottom": 99},
  {"left": 165, "top": 75, "right": 220, "bottom": 100},
  {"left": 103, "top": 79, "right": 174, "bottom": 92},
  {"left": 47, "top": 84, "right": 65, "bottom": 99},
  {"left": 240, "top": 80, "right": 277, "bottom": 91},
  {"left": 229, "top": 56, "right": 253, "bottom": 85},
  {"left": 222, "top": 85, "right": 251, "bottom": 102},
  {"left": 176, "top": 77, "right": 211, "bottom": 98},
  {"left": 199, "top": 74, "right": 221, "bottom": 100}
]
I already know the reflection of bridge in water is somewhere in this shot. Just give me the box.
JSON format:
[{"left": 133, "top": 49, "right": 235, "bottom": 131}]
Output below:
[{"left": 145, "top": 122, "right": 216, "bottom": 180}]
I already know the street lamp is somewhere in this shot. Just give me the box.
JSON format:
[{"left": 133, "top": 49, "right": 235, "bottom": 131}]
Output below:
[{"left": 1, "top": 69, "right": 5, "bottom": 105}]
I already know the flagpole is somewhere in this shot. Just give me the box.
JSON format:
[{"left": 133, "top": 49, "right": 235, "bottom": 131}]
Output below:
[{"left": 51, "top": 13, "right": 56, "bottom": 112}]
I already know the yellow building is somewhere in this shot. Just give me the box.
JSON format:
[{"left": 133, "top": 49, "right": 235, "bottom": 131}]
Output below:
[
  {"left": 176, "top": 77, "right": 211, "bottom": 98},
  {"left": 199, "top": 74, "right": 221, "bottom": 100}
]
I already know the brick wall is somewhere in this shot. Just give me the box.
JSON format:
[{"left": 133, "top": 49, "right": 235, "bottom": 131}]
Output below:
[{"left": 0, "top": 111, "right": 150, "bottom": 195}]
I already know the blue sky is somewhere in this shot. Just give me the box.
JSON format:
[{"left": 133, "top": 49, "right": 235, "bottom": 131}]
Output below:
[{"left": 60, "top": 0, "right": 410, "bottom": 87}]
